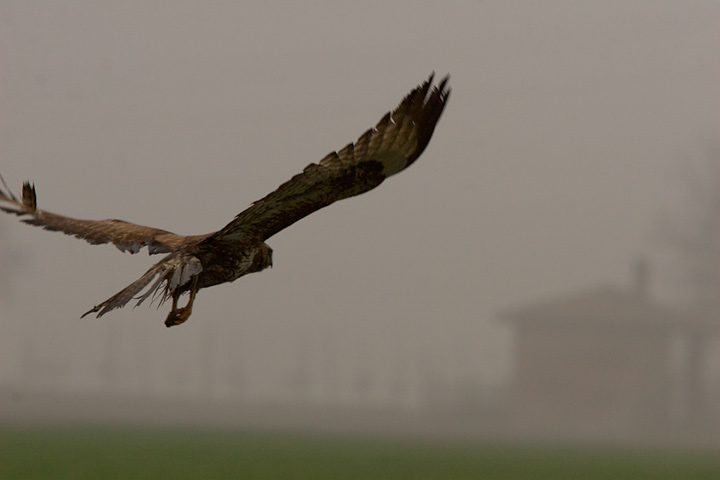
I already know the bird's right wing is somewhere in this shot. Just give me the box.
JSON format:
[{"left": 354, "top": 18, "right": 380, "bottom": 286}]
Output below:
[
  {"left": 208, "top": 74, "right": 450, "bottom": 244},
  {"left": 0, "top": 176, "right": 207, "bottom": 254}
]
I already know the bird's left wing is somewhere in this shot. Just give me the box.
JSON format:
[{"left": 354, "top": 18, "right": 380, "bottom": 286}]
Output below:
[
  {"left": 0, "top": 177, "right": 206, "bottom": 254},
  {"left": 207, "top": 74, "right": 450, "bottom": 244}
]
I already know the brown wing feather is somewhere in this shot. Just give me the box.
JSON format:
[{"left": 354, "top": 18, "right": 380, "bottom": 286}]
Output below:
[
  {"left": 0, "top": 176, "right": 206, "bottom": 254},
  {"left": 207, "top": 74, "right": 450, "bottom": 243}
]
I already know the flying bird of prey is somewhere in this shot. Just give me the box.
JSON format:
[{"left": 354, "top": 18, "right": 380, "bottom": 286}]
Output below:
[{"left": 1, "top": 74, "right": 450, "bottom": 327}]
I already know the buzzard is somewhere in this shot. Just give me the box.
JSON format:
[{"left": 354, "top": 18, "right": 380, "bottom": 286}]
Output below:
[{"left": 1, "top": 74, "right": 450, "bottom": 327}]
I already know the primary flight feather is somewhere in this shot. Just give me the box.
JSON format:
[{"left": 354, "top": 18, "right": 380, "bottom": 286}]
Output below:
[{"left": 0, "top": 74, "right": 450, "bottom": 327}]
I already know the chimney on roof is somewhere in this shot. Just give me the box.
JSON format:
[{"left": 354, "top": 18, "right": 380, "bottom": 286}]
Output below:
[{"left": 633, "top": 256, "right": 650, "bottom": 299}]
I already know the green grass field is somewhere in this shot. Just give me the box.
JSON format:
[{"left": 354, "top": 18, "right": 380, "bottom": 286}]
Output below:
[{"left": 1, "top": 425, "right": 719, "bottom": 479}]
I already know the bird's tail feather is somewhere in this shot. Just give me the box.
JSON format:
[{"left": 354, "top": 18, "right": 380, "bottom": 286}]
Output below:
[{"left": 82, "top": 253, "right": 203, "bottom": 318}]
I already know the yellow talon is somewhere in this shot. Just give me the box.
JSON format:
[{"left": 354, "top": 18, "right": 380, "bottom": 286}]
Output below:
[
  {"left": 165, "top": 279, "right": 198, "bottom": 327},
  {"left": 165, "top": 306, "right": 192, "bottom": 327}
]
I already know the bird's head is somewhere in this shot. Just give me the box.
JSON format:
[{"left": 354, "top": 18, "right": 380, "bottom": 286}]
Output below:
[{"left": 253, "top": 243, "right": 273, "bottom": 272}]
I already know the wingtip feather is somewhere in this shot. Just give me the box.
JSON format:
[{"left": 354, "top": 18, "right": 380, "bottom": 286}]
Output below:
[{"left": 21, "top": 182, "right": 37, "bottom": 210}]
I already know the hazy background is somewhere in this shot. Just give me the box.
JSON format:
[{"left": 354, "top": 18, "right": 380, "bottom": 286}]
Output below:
[{"left": 1, "top": 1, "right": 719, "bottom": 437}]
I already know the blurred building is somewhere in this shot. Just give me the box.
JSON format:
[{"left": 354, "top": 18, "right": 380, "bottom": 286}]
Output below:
[{"left": 501, "top": 261, "right": 720, "bottom": 442}]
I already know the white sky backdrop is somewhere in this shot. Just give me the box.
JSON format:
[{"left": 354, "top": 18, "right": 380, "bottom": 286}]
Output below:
[{"left": 1, "top": 1, "right": 719, "bottom": 402}]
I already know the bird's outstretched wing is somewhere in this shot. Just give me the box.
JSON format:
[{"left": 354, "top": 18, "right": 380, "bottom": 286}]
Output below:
[
  {"left": 0, "top": 177, "right": 205, "bottom": 254},
  {"left": 207, "top": 74, "right": 450, "bottom": 244}
]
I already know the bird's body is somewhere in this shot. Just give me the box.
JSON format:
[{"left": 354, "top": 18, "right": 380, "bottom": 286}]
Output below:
[{"left": 1, "top": 75, "right": 450, "bottom": 327}]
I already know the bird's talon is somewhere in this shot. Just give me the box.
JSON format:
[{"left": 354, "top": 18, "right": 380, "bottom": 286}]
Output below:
[{"left": 165, "top": 307, "right": 191, "bottom": 327}]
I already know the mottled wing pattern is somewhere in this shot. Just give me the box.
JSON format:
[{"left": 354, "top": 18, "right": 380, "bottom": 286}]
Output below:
[
  {"left": 0, "top": 177, "right": 204, "bottom": 254},
  {"left": 208, "top": 74, "right": 450, "bottom": 244}
]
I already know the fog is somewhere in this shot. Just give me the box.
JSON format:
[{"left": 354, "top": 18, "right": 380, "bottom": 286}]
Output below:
[{"left": 1, "top": 1, "right": 719, "bottom": 443}]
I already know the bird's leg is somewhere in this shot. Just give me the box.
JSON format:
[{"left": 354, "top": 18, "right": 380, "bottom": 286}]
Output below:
[{"left": 165, "top": 277, "right": 199, "bottom": 328}]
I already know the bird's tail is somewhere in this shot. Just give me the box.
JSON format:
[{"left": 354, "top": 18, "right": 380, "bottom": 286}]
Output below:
[{"left": 82, "top": 252, "right": 203, "bottom": 318}]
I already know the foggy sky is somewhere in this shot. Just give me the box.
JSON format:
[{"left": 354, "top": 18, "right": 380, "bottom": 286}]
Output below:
[{"left": 1, "top": 1, "right": 719, "bottom": 402}]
